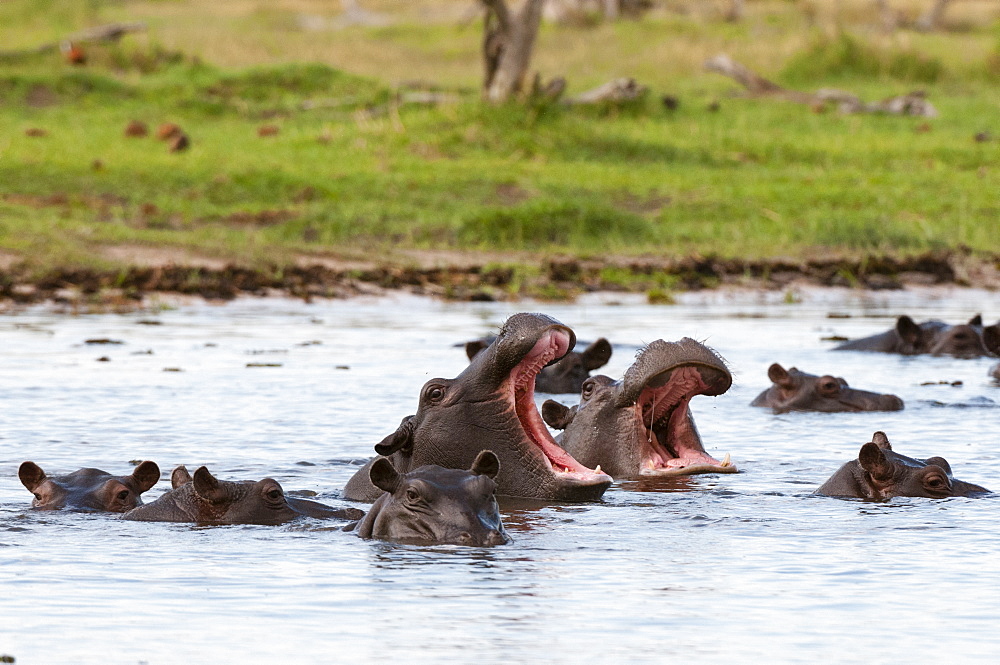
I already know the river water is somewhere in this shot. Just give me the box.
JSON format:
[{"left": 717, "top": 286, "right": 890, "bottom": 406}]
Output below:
[{"left": 1, "top": 288, "right": 998, "bottom": 664}]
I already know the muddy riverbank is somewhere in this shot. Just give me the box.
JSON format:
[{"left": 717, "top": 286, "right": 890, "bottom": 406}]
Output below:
[{"left": 2, "top": 248, "right": 998, "bottom": 308}]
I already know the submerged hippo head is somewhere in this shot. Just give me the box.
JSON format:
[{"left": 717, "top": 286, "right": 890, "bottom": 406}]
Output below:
[
  {"left": 750, "top": 363, "right": 904, "bottom": 413},
  {"left": 124, "top": 466, "right": 362, "bottom": 524},
  {"left": 815, "top": 431, "right": 990, "bottom": 500},
  {"left": 344, "top": 313, "right": 611, "bottom": 502},
  {"left": 835, "top": 315, "right": 1000, "bottom": 358},
  {"left": 466, "top": 336, "right": 612, "bottom": 394},
  {"left": 18, "top": 461, "right": 160, "bottom": 512},
  {"left": 991, "top": 363, "right": 1000, "bottom": 383},
  {"left": 350, "top": 450, "right": 510, "bottom": 546},
  {"left": 542, "top": 338, "right": 736, "bottom": 478}
]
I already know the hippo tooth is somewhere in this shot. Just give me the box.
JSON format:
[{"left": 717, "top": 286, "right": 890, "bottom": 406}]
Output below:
[
  {"left": 721, "top": 453, "right": 731, "bottom": 467},
  {"left": 646, "top": 460, "right": 655, "bottom": 470},
  {"left": 594, "top": 465, "right": 602, "bottom": 474}
]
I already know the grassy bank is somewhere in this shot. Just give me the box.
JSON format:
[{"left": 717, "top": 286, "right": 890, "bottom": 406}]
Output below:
[{"left": 1, "top": 0, "right": 999, "bottom": 298}]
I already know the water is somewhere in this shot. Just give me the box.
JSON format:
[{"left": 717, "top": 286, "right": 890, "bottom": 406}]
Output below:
[{"left": 2, "top": 288, "right": 999, "bottom": 664}]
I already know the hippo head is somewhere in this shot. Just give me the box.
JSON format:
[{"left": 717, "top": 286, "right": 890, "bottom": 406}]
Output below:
[
  {"left": 816, "top": 432, "right": 991, "bottom": 500},
  {"left": 929, "top": 315, "right": 1000, "bottom": 358},
  {"left": 345, "top": 313, "right": 611, "bottom": 502},
  {"left": 353, "top": 450, "right": 510, "bottom": 546},
  {"left": 750, "top": 364, "right": 904, "bottom": 413},
  {"left": 18, "top": 461, "right": 160, "bottom": 512},
  {"left": 467, "top": 335, "right": 613, "bottom": 394},
  {"left": 542, "top": 338, "right": 736, "bottom": 478}
]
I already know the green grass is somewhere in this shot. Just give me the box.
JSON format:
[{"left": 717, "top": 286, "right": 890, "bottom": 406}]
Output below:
[{"left": 1, "top": 0, "right": 999, "bottom": 275}]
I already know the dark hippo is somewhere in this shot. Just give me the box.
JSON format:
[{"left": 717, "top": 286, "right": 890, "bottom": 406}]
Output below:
[
  {"left": 833, "top": 314, "right": 1000, "bottom": 358},
  {"left": 991, "top": 363, "right": 1000, "bottom": 383},
  {"left": 123, "top": 466, "right": 363, "bottom": 524},
  {"left": 18, "top": 461, "right": 160, "bottom": 512},
  {"left": 347, "top": 450, "right": 509, "bottom": 546},
  {"left": 541, "top": 338, "right": 736, "bottom": 478},
  {"left": 343, "top": 313, "right": 611, "bottom": 502},
  {"left": 750, "top": 363, "right": 904, "bottom": 413},
  {"left": 815, "top": 431, "right": 990, "bottom": 499},
  {"left": 465, "top": 335, "right": 612, "bottom": 394}
]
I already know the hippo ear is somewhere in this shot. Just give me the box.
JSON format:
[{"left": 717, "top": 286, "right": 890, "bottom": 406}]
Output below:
[
  {"left": 171, "top": 465, "right": 193, "bottom": 488},
  {"left": 968, "top": 314, "right": 983, "bottom": 327},
  {"left": 465, "top": 340, "right": 489, "bottom": 362},
  {"left": 580, "top": 338, "right": 613, "bottom": 371},
  {"left": 870, "top": 431, "right": 892, "bottom": 450},
  {"left": 896, "top": 316, "right": 922, "bottom": 346},
  {"left": 541, "top": 400, "right": 575, "bottom": 430},
  {"left": 131, "top": 461, "right": 161, "bottom": 493},
  {"left": 192, "top": 466, "right": 227, "bottom": 503},
  {"left": 983, "top": 325, "right": 1000, "bottom": 356},
  {"left": 859, "top": 442, "right": 893, "bottom": 482},
  {"left": 18, "top": 462, "right": 46, "bottom": 492},
  {"left": 374, "top": 415, "right": 416, "bottom": 456},
  {"left": 767, "top": 363, "right": 791, "bottom": 386},
  {"left": 369, "top": 458, "right": 401, "bottom": 494},
  {"left": 470, "top": 450, "right": 500, "bottom": 479}
]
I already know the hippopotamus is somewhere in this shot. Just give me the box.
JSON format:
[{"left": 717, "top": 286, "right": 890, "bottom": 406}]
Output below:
[
  {"left": 541, "top": 338, "right": 736, "bottom": 478},
  {"left": 346, "top": 450, "right": 509, "bottom": 546},
  {"left": 815, "top": 431, "right": 990, "bottom": 499},
  {"left": 991, "top": 363, "right": 1000, "bottom": 383},
  {"left": 750, "top": 363, "right": 904, "bottom": 413},
  {"left": 833, "top": 314, "right": 1000, "bottom": 358},
  {"left": 465, "top": 335, "right": 612, "bottom": 394},
  {"left": 123, "top": 466, "right": 363, "bottom": 524},
  {"left": 18, "top": 461, "right": 160, "bottom": 512},
  {"left": 343, "top": 313, "right": 611, "bottom": 502}
]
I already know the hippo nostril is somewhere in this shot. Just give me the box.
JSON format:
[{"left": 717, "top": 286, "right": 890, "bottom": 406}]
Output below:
[
  {"left": 456, "top": 531, "right": 474, "bottom": 545},
  {"left": 487, "top": 530, "right": 509, "bottom": 546}
]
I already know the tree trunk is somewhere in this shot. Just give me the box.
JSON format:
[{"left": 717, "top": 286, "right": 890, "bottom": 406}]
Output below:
[
  {"left": 873, "top": 0, "right": 897, "bottom": 31},
  {"left": 915, "top": 0, "right": 952, "bottom": 31},
  {"left": 724, "top": 0, "right": 745, "bottom": 22},
  {"left": 481, "top": 0, "right": 546, "bottom": 103}
]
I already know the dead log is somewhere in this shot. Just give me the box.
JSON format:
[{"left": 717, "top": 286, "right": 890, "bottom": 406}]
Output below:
[
  {"left": 568, "top": 78, "right": 648, "bottom": 105},
  {"left": 0, "top": 23, "right": 146, "bottom": 61},
  {"left": 705, "top": 54, "right": 938, "bottom": 117}
]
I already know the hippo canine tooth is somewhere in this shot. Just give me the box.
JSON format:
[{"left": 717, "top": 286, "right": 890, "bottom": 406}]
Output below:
[
  {"left": 721, "top": 453, "right": 731, "bottom": 467},
  {"left": 593, "top": 465, "right": 601, "bottom": 474}
]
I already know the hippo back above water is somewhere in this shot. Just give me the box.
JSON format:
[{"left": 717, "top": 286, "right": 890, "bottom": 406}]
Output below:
[
  {"left": 465, "top": 335, "right": 612, "bottom": 394},
  {"left": 123, "top": 466, "right": 363, "bottom": 525},
  {"left": 833, "top": 315, "right": 1000, "bottom": 358},
  {"left": 18, "top": 461, "right": 160, "bottom": 512},
  {"left": 750, "top": 363, "right": 904, "bottom": 413},
  {"left": 347, "top": 450, "right": 510, "bottom": 546},
  {"left": 344, "top": 313, "right": 611, "bottom": 503},
  {"left": 815, "top": 431, "right": 990, "bottom": 500},
  {"left": 542, "top": 338, "right": 736, "bottom": 479}
]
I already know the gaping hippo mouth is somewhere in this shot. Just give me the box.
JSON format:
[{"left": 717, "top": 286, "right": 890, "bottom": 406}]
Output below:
[
  {"left": 508, "top": 329, "right": 612, "bottom": 484},
  {"left": 635, "top": 364, "right": 737, "bottom": 476}
]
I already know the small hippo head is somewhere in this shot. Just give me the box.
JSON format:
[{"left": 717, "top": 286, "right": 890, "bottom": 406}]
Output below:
[
  {"left": 816, "top": 432, "right": 991, "bottom": 500},
  {"left": 467, "top": 335, "right": 613, "bottom": 394},
  {"left": 750, "top": 363, "right": 904, "bottom": 413},
  {"left": 354, "top": 450, "right": 510, "bottom": 546},
  {"left": 18, "top": 461, "right": 160, "bottom": 512},
  {"left": 543, "top": 338, "right": 736, "bottom": 478},
  {"left": 929, "top": 315, "right": 1000, "bottom": 358},
  {"left": 175, "top": 466, "right": 302, "bottom": 525}
]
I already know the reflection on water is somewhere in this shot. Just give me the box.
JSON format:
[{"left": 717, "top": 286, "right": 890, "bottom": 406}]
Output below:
[{"left": 2, "top": 288, "right": 1000, "bottom": 664}]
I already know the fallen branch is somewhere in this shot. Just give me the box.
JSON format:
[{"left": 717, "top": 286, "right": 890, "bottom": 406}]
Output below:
[
  {"left": 568, "top": 77, "right": 647, "bottom": 105},
  {"left": 0, "top": 22, "right": 147, "bottom": 61},
  {"left": 705, "top": 54, "right": 937, "bottom": 117}
]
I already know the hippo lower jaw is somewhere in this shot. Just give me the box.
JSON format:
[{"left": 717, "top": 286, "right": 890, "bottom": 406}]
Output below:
[
  {"left": 511, "top": 330, "right": 612, "bottom": 492},
  {"left": 636, "top": 365, "right": 737, "bottom": 476}
]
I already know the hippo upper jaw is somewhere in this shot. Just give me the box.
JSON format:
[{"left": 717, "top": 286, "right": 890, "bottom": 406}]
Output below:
[
  {"left": 508, "top": 329, "right": 612, "bottom": 498},
  {"left": 632, "top": 365, "right": 737, "bottom": 477}
]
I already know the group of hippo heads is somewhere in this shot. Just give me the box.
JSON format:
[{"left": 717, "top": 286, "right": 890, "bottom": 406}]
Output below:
[{"left": 16, "top": 311, "right": 996, "bottom": 546}]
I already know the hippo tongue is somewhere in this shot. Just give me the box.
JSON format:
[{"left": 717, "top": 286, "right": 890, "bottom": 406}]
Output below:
[
  {"left": 639, "top": 365, "right": 737, "bottom": 476},
  {"left": 512, "top": 331, "right": 610, "bottom": 479}
]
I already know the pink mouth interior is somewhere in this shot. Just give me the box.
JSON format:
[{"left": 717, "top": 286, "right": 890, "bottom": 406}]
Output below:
[
  {"left": 509, "top": 330, "right": 609, "bottom": 480},
  {"left": 638, "top": 365, "right": 727, "bottom": 471}
]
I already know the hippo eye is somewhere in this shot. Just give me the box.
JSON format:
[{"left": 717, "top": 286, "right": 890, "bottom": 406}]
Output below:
[
  {"left": 33, "top": 493, "right": 41, "bottom": 501},
  {"left": 581, "top": 380, "right": 596, "bottom": 399},
  {"left": 424, "top": 384, "right": 447, "bottom": 403},
  {"left": 817, "top": 379, "right": 841, "bottom": 396},
  {"left": 266, "top": 489, "right": 283, "bottom": 501},
  {"left": 405, "top": 487, "right": 421, "bottom": 503},
  {"left": 117, "top": 490, "right": 130, "bottom": 502}
]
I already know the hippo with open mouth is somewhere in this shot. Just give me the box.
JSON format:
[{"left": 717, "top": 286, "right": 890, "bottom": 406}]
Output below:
[
  {"left": 542, "top": 338, "right": 736, "bottom": 478},
  {"left": 343, "top": 313, "right": 611, "bottom": 502},
  {"left": 815, "top": 431, "right": 990, "bottom": 499},
  {"left": 751, "top": 363, "right": 904, "bottom": 413}
]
